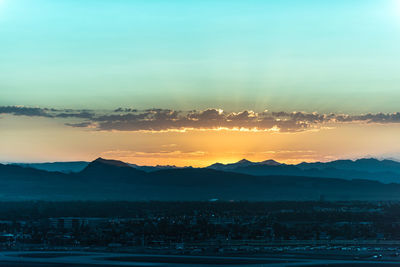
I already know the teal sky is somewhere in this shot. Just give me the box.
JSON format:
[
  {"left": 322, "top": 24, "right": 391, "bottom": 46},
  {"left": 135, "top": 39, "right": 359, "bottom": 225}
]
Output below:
[{"left": 1, "top": 0, "right": 400, "bottom": 113}]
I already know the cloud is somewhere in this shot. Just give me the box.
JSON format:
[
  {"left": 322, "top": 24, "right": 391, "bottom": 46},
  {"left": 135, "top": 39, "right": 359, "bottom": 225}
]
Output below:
[
  {"left": 3, "top": 105, "right": 400, "bottom": 133},
  {"left": 55, "top": 111, "right": 95, "bottom": 119},
  {"left": 64, "top": 122, "right": 95, "bottom": 128},
  {"left": 340, "top": 113, "right": 400, "bottom": 123},
  {"left": 113, "top": 107, "right": 138, "bottom": 113},
  {"left": 0, "top": 106, "right": 95, "bottom": 119},
  {"left": 0, "top": 106, "right": 53, "bottom": 117}
]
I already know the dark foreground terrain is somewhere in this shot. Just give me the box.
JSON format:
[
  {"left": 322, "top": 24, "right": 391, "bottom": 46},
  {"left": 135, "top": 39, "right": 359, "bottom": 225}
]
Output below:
[
  {"left": 0, "top": 201, "right": 400, "bottom": 265},
  {"left": 1, "top": 251, "right": 400, "bottom": 266}
]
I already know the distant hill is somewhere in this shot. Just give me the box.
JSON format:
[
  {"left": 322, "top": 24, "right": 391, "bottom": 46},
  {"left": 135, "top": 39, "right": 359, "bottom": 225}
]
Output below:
[
  {"left": 79, "top": 157, "right": 147, "bottom": 182},
  {"left": 11, "top": 159, "right": 178, "bottom": 173},
  {"left": 9, "top": 157, "right": 400, "bottom": 184},
  {"left": 2, "top": 158, "right": 400, "bottom": 201},
  {"left": 128, "top": 163, "right": 180, "bottom": 172},
  {"left": 13, "top": 161, "right": 89, "bottom": 173},
  {"left": 207, "top": 158, "right": 400, "bottom": 184},
  {"left": 297, "top": 158, "right": 400, "bottom": 173},
  {"left": 209, "top": 159, "right": 281, "bottom": 171}
]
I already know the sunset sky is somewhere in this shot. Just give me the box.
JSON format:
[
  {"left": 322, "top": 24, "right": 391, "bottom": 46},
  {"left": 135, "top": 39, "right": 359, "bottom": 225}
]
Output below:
[{"left": 1, "top": 0, "right": 400, "bottom": 166}]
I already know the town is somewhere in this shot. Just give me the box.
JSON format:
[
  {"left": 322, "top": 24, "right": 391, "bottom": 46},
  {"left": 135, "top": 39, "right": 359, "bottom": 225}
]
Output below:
[{"left": 1, "top": 201, "right": 400, "bottom": 261}]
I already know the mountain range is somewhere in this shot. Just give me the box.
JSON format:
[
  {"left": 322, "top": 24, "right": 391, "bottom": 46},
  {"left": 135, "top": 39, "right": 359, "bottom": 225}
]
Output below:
[
  {"left": 207, "top": 158, "right": 400, "bottom": 184},
  {"left": 2, "top": 157, "right": 400, "bottom": 201},
  {"left": 13, "top": 157, "right": 400, "bottom": 183}
]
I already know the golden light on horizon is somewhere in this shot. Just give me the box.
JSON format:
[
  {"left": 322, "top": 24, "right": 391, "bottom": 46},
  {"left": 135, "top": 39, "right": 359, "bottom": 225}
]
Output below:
[{"left": 1, "top": 114, "right": 400, "bottom": 166}]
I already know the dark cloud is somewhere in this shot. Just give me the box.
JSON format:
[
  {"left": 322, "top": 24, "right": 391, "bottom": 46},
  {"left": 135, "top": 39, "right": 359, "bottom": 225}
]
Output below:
[
  {"left": 3, "top": 105, "right": 400, "bottom": 133},
  {"left": 188, "top": 109, "right": 224, "bottom": 121},
  {"left": 55, "top": 111, "right": 95, "bottom": 119},
  {"left": 0, "top": 106, "right": 95, "bottom": 120},
  {"left": 114, "top": 107, "right": 138, "bottom": 113},
  {"left": 92, "top": 109, "right": 318, "bottom": 132},
  {"left": 353, "top": 113, "right": 400, "bottom": 123},
  {"left": 65, "top": 122, "right": 93, "bottom": 128},
  {"left": 227, "top": 110, "right": 257, "bottom": 121},
  {"left": 0, "top": 106, "right": 53, "bottom": 117},
  {"left": 271, "top": 111, "right": 332, "bottom": 123}
]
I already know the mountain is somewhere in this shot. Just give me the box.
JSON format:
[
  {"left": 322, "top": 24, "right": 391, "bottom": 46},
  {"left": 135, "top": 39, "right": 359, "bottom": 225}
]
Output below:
[
  {"left": 260, "top": 159, "right": 282, "bottom": 166},
  {"left": 2, "top": 158, "right": 400, "bottom": 201},
  {"left": 8, "top": 157, "right": 400, "bottom": 184},
  {"left": 10, "top": 160, "right": 177, "bottom": 173},
  {"left": 78, "top": 157, "right": 147, "bottom": 182},
  {"left": 297, "top": 158, "right": 400, "bottom": 173},
  {"left": 207, "top": 158, "right": 400, "bottom": 183},
  {"left": 0, "top": 163, "right": 75, "bottom": 200},
  {"left": 208, "top": 159, "right": 281, "bottom": 171},
  {"left": 84, "top": 157, "right": 131, "bottom": 169},
  {"left": 128, "top": 163, "right": 179, "bottom": 172},
  {"left": 12, "top": 161, "right": 89, "bottom": 173}
]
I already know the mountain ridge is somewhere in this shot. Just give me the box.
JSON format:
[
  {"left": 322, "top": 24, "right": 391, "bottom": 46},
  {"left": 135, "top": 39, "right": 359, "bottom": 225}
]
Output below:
[
  {"left": 8, "top": 157, "right": 400, "bottom": 184},
  {"left": 2, "top": 158, "right": 400, "bottom": 201}
]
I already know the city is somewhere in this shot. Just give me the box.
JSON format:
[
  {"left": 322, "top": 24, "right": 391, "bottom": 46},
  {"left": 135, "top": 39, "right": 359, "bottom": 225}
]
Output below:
[{"left": 1, "top": 201, "right": 400, "bottom": 263}]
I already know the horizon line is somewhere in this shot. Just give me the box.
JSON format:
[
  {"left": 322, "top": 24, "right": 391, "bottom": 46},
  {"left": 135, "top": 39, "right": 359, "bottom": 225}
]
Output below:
[{"left": 3, "top": 156, "right": 400, "bottom": 168}]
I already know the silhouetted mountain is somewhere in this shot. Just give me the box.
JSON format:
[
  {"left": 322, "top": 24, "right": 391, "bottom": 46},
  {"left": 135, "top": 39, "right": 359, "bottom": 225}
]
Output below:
[
  {"left": 8, "top": 157, "right": 400, "bottom": 185},
  {"left": 12, "top": 161, "right": 89, "bottom": 173},
  {"left": 297, "top": 158, "right": 400, "bottom": 173},
  {"left": 209, "top": 159, "right": 280, "bottom": 171},
  {"left": 128, "top": 163, "right": 179, "bottom": 172},
  {"left": 0, "top": 163, "right": 75, "bottom": 200},
  {"left": 260, "top": 159, "right": 282, "bottom": 166},
  {"left": 10, "top": 160, "right": 177, "bottom": 173},
  {"left": 207, "top": 158, "right": 400, "bottom": 183},
  {"left": 89, "top": 157, "right": 131, "bottom": 167},
  {"left": 2, "top": 158, "right": 400, "bottom": 201},
  {"left": 79, "top": 157, "right": 146, "bottom": 182}
]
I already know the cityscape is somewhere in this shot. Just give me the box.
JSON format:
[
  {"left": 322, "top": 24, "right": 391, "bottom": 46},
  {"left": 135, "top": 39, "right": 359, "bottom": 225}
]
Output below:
[{"left": 2, "top": 201, "right": 400, "bottom": 265}]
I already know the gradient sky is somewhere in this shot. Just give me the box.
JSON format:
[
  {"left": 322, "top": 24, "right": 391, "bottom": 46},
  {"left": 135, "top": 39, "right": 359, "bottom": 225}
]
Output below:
[{"left": 1, "top": 0, "right": 400, "bottom": 165}]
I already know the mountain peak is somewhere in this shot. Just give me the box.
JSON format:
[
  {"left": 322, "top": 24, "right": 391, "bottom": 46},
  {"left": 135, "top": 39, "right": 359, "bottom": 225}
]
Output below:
[
  {"left": 355, "top": 158, "right": 380, "bottom": 163},
  {"left": 237, "top": 159, "right": 252, "bottom": 164},
  {"left": 80, "top": 157, "right": 145, "bottom": 178},
  {"left": 260, "top": 159, "right": 282, "bottom": 166},
  {"left": 91, "top": 157, "right": 130, "bottom": 168}
]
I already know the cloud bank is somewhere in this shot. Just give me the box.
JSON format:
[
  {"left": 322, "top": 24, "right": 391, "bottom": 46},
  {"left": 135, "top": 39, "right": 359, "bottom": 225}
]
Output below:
[{"left": 2, "top": 106, "right": 400, "bottom": 133}]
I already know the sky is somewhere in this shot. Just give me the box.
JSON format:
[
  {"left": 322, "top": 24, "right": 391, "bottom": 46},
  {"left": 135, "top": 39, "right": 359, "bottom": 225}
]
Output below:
[{"left": 1, "top": 0, "right": 400, "bottom": 166}]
